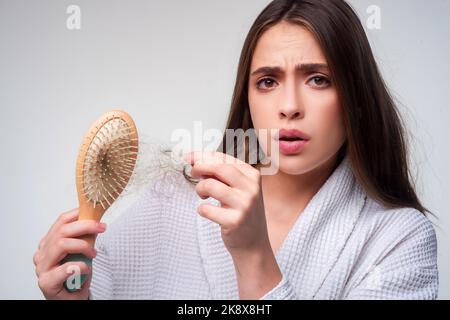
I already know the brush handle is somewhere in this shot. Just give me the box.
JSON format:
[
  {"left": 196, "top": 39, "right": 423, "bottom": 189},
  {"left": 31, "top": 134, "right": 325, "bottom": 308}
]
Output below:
[
  {"left": 62, "top": 253, "right": 92, "bottom": 292},
  {"left": 62, "top": 229, "right": 97, "bottom": 293}
]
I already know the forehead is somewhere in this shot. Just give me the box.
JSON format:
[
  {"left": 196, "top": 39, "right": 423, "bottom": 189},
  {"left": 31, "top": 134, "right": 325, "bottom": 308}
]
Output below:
[{"left": 251, "top": 21, "right": 327, "bottom": 67}]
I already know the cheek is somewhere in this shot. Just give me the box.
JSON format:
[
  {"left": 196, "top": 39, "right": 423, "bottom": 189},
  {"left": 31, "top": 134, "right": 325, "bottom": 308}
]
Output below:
[
  {"left": 248, "top": 91, "right": 270, "bottom": 129},
  {"left": 307, "top": 92, "right": 345, "bottom": 145},
  {"left": 248, "top": 92, "right": 276, "bottom": 155}
]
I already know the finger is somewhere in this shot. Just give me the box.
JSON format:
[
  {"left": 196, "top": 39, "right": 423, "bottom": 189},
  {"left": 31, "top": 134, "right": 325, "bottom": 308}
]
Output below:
[
  {"left": 47, "top": 209, "right": 80, "bottom": 240},
  {"left": 40, "top": 209, "right": 79, "bottom": 251},
  {"left": 33, "top": 250, "right": 40, "bottom": 267},
  {"left": 59, "top": 220, "right": 106, "bottom": 239},
  {"left": 184, "top": 150, "right": 246, "bottom": 166},
  {"left": 184, "top": 151, "right": 258, "bottom": 180},
  {"left": 40, "top": 238, "right": 96, "bottom": 273},
  {"left": 39, "top": 261, "right": 91, "bottom": 293},
  {"left": 56, "top": 208, "right": 80, "bottom": 226},
  {"left": 197, "top": 203, "right": 237, "bottom": 227},
  {"left": 34, "top": 253, "right": 41, "bottom": 277},
  {"left": 191, "top": 163, "right": 251, "bottom": 190},
  {"left": 38, "top": 237, "right": 46, "bottom": 250},
  {"left": 195, "top": 178, "right": 241, "bottom": 209}
]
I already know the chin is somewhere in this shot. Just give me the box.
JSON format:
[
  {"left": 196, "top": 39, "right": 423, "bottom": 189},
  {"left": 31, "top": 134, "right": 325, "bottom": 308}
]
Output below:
[{"left": 276, "top": 154, "right": 315, "bottom": 175}]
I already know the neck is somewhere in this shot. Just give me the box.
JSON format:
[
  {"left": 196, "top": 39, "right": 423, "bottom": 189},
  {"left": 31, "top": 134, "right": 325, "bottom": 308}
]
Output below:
[{"left": 261, "top": 154, "right": 340, "bottom": 223}]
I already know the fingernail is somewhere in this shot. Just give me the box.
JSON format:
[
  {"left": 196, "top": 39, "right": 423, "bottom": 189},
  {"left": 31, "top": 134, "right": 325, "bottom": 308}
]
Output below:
[{"left": 98, "top": 223, "right": 106, "bottom": 231}]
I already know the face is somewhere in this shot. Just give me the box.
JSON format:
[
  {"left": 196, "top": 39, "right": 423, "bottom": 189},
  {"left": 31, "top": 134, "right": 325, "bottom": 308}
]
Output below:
[{"left": 248, "top": 21, "right": 346, "bottom": 175}]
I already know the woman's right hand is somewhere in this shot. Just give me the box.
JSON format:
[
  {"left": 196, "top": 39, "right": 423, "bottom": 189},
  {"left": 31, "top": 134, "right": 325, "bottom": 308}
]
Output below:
[{"left": 33, "top": 208, "right": 106, "bottom": 300}]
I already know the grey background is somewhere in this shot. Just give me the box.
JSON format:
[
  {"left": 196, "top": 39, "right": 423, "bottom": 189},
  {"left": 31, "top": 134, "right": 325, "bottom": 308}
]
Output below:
[{"left": 0, "top": 0, "right": 449, "bottom": 299}]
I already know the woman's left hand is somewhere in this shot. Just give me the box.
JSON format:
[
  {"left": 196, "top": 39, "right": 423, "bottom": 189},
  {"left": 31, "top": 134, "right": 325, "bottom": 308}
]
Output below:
[{"left": 183, "top": 151, "right": 282, "bottom": 299}]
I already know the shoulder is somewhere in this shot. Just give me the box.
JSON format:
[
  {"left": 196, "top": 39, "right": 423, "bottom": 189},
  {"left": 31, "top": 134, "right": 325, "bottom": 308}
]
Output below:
[
  {"left": 363, "top": 198, "right": 435, "bottom": 234},
  {"left": 357, "top": 197, "right": 437, "bottom": 259},
  {"left": 342, "top": 198, "right": 439, "bottom": 299}
]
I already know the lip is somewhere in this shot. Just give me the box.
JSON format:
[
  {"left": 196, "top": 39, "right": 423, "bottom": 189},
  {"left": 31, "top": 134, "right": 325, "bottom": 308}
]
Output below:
[
  {"left": 273, "top": 128, "right": 311, "bottom": 155},
  {"left": 274, "top": 128, "right": 311, "bottom": 141},
  {"left": 277, "top": 139, "right": 309, "bottom": 155}
]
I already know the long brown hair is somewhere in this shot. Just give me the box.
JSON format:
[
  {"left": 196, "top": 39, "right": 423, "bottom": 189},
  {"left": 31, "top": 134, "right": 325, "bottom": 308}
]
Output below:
[{"left": 181, "top": 0, "right": 430, "bottom": 215}]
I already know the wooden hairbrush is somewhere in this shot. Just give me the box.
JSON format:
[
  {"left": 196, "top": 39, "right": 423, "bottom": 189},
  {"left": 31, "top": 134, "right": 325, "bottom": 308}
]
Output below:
[{"left": 63, "top": 110, "right": 138, "bottom": 292}]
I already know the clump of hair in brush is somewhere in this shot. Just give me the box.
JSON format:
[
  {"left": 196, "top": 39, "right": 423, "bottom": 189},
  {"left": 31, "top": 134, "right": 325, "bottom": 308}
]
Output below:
[{"left": 81, "top": 117, "right": 138, "bottom": 209}]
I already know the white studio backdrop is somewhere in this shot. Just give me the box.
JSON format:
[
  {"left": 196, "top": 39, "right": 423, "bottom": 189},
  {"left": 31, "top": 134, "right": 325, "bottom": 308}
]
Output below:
[{"left": 0, "top": 0, "right": 449, "bottom": 299}]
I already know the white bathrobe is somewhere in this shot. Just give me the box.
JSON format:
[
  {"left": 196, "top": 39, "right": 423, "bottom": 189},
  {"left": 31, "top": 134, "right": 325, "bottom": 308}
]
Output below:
[{"left": 90, "top": 155, "right": 438, "bottom": 299}]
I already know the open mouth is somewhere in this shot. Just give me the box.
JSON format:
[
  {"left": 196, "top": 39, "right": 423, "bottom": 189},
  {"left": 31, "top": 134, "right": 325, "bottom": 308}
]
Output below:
[{"left": 279, "top": 137, "right": 305, "bottom": 141}]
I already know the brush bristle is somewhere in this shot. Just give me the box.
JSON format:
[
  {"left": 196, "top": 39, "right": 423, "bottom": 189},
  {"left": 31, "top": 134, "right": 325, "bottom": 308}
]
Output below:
[{"left": 81, "top": 118, "right": 138, "bottom": 209}]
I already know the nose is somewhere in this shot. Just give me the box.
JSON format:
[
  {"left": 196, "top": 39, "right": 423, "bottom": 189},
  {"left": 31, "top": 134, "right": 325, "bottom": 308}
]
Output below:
[
  {"left": 278, "top": 81, "right": 303, "bottom": 120},
  {"left": 279, "top": 108, "right": 302, "bottom": 120}
]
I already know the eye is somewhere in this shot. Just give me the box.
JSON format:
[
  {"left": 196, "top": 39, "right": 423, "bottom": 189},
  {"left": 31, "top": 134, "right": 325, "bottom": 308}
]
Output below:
[
  {"left": 256, "top": 77, "right": 278, "bottom": 90},
  {"left": 307, "top": 75, "right": 331, "bottom": 89}
]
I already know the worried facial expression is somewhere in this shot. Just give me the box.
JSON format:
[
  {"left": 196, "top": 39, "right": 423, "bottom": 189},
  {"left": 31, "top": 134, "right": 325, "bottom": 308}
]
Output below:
[{"left": 248, "top": 21, "right": 346, "bottom": 175}]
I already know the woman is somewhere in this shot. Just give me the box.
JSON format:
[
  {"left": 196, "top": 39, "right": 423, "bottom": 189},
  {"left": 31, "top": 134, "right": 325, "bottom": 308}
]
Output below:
[{"left": 34, "top": 0, "right": 438, "bottom": 299}]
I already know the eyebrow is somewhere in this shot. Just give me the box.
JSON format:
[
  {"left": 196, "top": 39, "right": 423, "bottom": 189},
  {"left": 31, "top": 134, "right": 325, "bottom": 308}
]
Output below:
[{"left": 250, "top": 63, "right": 329, "bottom": 77}]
